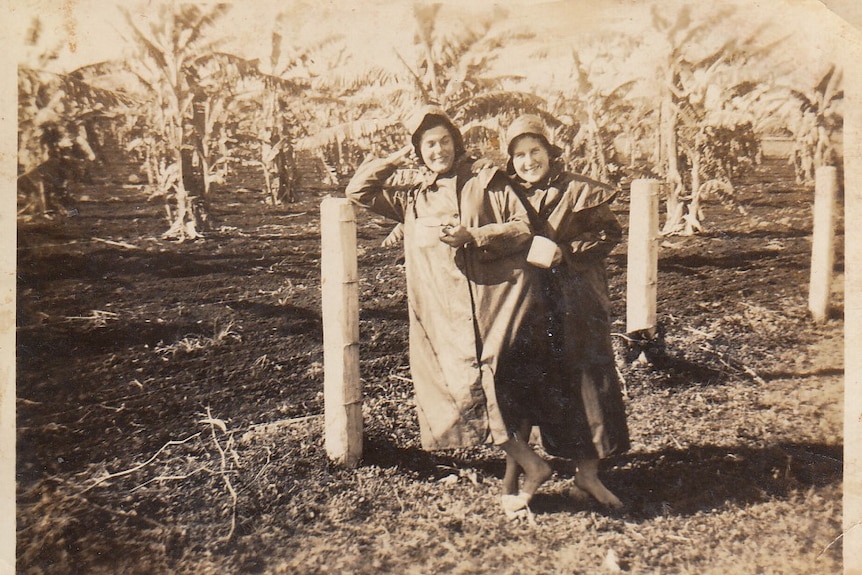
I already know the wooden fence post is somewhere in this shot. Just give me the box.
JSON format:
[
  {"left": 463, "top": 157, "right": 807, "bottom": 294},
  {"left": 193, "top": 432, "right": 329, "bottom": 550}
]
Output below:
[
  {"left": 626, "top": 179, "right": 660, "bottom": 335},
  {"left": 320, "top": 197, "right": 362, "bottom": 467},
  {"left": 843, "top": 25, "right": 862, "bottom": 574},
  {"left": 808, "top": 166, "right": 838, "bottom": 323}
]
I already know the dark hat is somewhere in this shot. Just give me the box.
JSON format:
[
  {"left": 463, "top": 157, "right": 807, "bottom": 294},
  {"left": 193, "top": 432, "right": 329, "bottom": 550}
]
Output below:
[{"left": 403, "top": 104, "right": 465, "bottom": 166}]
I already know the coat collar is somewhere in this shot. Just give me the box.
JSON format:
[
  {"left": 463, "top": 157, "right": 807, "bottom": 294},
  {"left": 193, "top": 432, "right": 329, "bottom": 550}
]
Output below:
[
  {"left": 416, "top": 155, "right": 475, "bottom": 191},
  {"left": 512, "top": 162, "right": 566, "bottom": 192},
  {"left": 514, "top": 164, "right": 618, "bottom": 211}
]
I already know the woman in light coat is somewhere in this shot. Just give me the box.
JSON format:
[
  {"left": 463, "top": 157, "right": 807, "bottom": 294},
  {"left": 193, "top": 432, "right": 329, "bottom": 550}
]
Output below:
[{"left": 346, "top": 106, "right": 551, "bottom": 518}]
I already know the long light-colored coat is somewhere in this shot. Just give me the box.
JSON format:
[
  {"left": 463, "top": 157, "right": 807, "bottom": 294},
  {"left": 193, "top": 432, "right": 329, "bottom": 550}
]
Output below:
[{"left": 346, "top": 156, "right": 540, "bottom": 450}]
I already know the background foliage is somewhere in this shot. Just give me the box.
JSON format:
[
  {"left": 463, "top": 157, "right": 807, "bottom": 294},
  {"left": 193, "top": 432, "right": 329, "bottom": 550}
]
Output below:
[{"left": 16, "top": 0, "right": 844, "bottom": 237}]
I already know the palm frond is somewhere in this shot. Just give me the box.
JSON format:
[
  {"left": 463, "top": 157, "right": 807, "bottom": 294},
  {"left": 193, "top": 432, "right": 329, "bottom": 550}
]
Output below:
[
  {"left": 296, "top": 117, "right": 402, "bottom": 151},
  {"left": 788, "top": 89, "right": 815, "bottom": 112},
  {"left": 819, "top": 65, "right": 843, "bottom": 105},
  {"left": 814, "top": 64, "right": 837, "bottom": 98},
  {"left": 725, "top": 80, "right": 761, "bottom": 101},
  {"left": 19, "top": 66, "right": 139, "bottom": 109},
  {"left": 604, "top": 79, "right": 638, "bottom": 102},
  {"left": 450, "top": 91, "right": 547, "bottom": 123},
  {"left": 175, "top": 4, "right": 232, "bottom": 53},
  {"left": 121, "top": 8, "right": 170, "bottom": 72},
  {"left": 323, "top": 65, "right": 397, "bottom": 95},
  {"left": 650, "top": 4, "right": 672, "bottom": 35},
  {"left": 670, "top": 5, "right": 694, "bottom": 38},
  {"left": 673, "top": 7, "right": 733, "bottom": 56},
  {"left": 413, "top": 3, "right": 442, "bottom": 50},
  {"left": 394, "top": 49, "right": 432, "bottom": 103}
]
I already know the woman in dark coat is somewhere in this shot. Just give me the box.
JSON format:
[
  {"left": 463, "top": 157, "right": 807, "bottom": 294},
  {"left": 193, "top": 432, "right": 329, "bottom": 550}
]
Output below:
[{"left": 503, "top": 114, "right": 630, "bottom": 508}]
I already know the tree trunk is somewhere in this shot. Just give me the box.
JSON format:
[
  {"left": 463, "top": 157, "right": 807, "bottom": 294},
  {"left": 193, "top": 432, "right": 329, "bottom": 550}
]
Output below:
[
  {"left": 164, "top": 147, "right": 202, "bottom": 241},
  {"left": 685, "top": 144, "right": 703, "bottom": 235},
  {"left": 336, "top": 138, "right": 345, "bottom": 176},
  {"left": 660, "top": 90, "right": 685, "bottom": 235},
  {"left": 280, "top": 139, "right": 295, "bottom": 203},
  {"left": 261, "top": 86, "right": 275, "bottom": 204},
  {"left": 143, "top": 144, "right": 158, "bottom": 194},
  {"left": 162, "top": 80, "right": 202, "bottom": 240},
  {"left": 181, "top": 148, "right": 203, "bottom": 197},
  {"left": 656, "top": 97, "right": 665, "bottom": 175},
  {"left": 191, "top": 93, "right": 212, "bottom": 229},
  {"left": 588, "top": 110, "right": 607, "bottom": 181}
]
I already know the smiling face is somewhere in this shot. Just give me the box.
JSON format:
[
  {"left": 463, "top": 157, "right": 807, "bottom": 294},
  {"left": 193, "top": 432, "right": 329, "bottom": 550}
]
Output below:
[
  {"left": 511, "top": 135, "right": 551, "bottom": 184},
  {"left": 418, "top": 125, "right": 456, "bottom": 174}
]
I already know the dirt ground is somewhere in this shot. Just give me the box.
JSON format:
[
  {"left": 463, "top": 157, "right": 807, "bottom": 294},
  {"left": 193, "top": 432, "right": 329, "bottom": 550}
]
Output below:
[{"left": 16, "top": 157, "right": 844, "bottom": 574}]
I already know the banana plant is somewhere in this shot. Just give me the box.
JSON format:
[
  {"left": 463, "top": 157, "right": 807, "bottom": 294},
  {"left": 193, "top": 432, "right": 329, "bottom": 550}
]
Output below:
[
  {"left": 545, "top": 46, "right": 636, "bottom": 185},
  {"left": 400, "top": 4, "right": 547, "bottom": 150},
  {"left": 777, "top": 65, "right": 844, "bottom": 184},
  {"left": 222, "top": 15, "right": 354, "bottom": 205},
  {"left": 638, "top": 4, "right": 776, "bottom": 235},
  {"left": 300, "top": 3, "right": 546, "bottom": 173},
  {"left": 18, "top": 55, "right": 134, "bottom": 217},
  {"left": 121, "top": 2, "right": 232, "bottom": 240},
  {"left": 251, "top": 28, "right": 341, "bottom": 205},
  {"left": 184, "top": 53, "right": 259, "bottom": 204}
]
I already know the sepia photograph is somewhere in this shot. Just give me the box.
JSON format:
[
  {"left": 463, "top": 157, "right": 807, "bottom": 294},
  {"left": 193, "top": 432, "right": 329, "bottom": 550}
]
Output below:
[{"left": 6, "top": 0, "right": 860, "bottom": 572}]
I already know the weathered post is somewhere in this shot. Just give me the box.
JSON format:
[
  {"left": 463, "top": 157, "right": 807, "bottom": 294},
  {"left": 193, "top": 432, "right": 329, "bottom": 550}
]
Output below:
[
  {"left": 626, "top": 179, "right": 660, "bottom": 335},
  {"left": 1, "top": 44, "right": 16, "bottom": 571},
  {"left": 844, "top": 21, "right": 862, "bottom": 575},
  {"left": 808, "top": 166, "right": 838, "bottom": 323},
  {"left": 320, "top": 197, "right": 362, "bottom": 467}
]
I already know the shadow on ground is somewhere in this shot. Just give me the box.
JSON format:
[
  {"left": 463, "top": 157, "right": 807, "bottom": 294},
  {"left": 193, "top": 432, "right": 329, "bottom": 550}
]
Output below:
[{"left": 362, "top": 435, "right": 841, "bottom": 520}]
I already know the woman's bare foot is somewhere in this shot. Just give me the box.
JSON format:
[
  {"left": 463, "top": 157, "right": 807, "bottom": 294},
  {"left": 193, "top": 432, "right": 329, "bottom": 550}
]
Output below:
[
  {"left": 574, "top": 459, "right": 623, "bottom": 509},
  {"left": 500, "top": 438, "right": 552, "bottom": 498},
  {"left": 499, "top": 452, "right": 549, "bottom": 522},
  {"left": 520, "top": 453, "right": 553, "bottom": 497}
]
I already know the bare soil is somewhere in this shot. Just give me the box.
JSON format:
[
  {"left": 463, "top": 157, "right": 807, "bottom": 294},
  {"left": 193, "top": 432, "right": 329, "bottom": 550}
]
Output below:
[{"left": 16, "top": 157, "right": 844, "bottom": 574}]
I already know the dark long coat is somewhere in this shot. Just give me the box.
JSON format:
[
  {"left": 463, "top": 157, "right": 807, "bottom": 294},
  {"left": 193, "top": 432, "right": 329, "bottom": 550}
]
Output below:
[{"left": 516, "top": 166, "right": 631, "bottom": 460}]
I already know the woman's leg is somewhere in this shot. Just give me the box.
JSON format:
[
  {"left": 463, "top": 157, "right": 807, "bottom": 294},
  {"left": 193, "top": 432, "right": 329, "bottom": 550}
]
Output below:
[
  {"left": 499, "top": 436, "right": 551, "bottom": 520},
  {"left": 502, "top": 455, "right": 520, "bottom": 496},
  {"left": 500, "top": 435, "right": 551, "bottom": 498},
  {"left": 574, "top": 458, "right": 623, "bottom": 509},
  {"left": 502, "top": 420, "right": 533, "bottom": 496}
]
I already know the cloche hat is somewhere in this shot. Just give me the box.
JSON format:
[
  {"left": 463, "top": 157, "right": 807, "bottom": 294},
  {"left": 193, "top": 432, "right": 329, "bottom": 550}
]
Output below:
[
  {"left": 403, "top": 104, "right": 465, "bottom": 166},
  {"left": 505, "top": 114, "right": 563, "bottom": 158}
]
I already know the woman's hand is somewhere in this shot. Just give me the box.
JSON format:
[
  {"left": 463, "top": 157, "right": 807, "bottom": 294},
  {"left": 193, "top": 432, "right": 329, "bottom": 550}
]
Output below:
[
  {"left": 439, "top": 224, "right": 474, "bottom": 248},
  {"left": 381, "top": 223, "right": 404, "bottom": 247},
  {"left": 550, "top": 245, "right": 563, "bottom": 267},
  {"left": 385, "top": 145, "right": 415, "bottom": 168}
]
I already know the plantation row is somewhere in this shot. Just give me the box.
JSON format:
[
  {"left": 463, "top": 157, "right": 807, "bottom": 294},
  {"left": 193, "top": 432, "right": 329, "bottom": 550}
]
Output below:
[{"left": 18, "top": 2, "right": 842, "bottom": 241}]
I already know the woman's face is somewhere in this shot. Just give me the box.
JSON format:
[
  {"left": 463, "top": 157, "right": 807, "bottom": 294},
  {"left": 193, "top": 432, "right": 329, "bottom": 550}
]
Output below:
[
  {"left": 419, "top": 125, "right": 456, "bottom": 174},
  {"left": 511, "top": 135, "right": 551, "bottom": 184}
]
